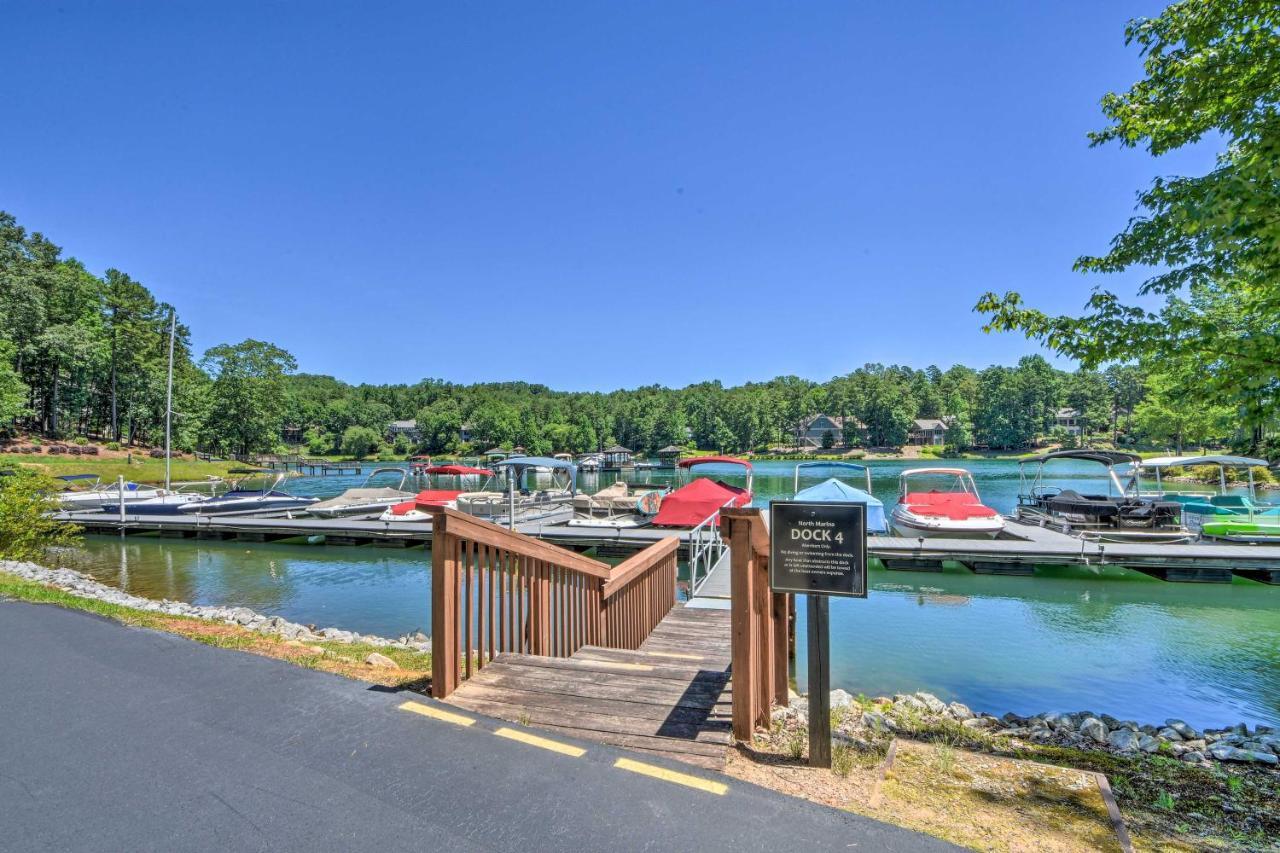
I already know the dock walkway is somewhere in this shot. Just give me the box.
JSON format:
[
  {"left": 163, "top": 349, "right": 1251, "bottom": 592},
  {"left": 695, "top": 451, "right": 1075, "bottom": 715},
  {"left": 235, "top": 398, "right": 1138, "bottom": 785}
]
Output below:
[{"left": 446, "top": 604, "right": 734, "bottom": 769}]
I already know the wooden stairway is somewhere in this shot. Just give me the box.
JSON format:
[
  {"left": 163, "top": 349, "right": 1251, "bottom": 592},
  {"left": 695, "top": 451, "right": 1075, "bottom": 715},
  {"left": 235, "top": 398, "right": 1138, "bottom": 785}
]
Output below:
[{"left": 446, "top": 605, "right": 734, "bottom": 768}]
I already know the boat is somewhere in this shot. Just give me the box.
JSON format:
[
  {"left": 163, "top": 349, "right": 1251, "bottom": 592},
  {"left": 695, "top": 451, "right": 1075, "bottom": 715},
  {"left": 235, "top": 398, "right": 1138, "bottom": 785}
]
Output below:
[
  {"left": 377, "top": 464, "right": 493, "bottom": 522},
  {"left": 566, "top": 481, "right": 669, "bottom": 528},
  {"left": 791, "top": 461, "right": 887, "bottom": 533},
  {"left": 891, "top": 467, "right": 1003, "bottom": 539},
  {"left": 100, "top": 478, "right": 227, "bottom": 515},
  {"left": 651, "top": 456, "right": 752, "bottom": 528},
  {"left": 307, "top": 467, "right": 414, "bottom": 518},
  {"left": 57, "top": 474, "right": 168, "bottom": 511},
  {"left": 177, "top": 470, "right": 318, "bottom": 516},
  {"left": 576, "top": 454, "right": 602, "bottom": 472},
  {"left": 455, "top": 456, "right": 577, "bottom": 528},
  {"left": 1015, "top": 450, "right": 1182, "bottom": 537},
  {"left": 1138, "top": 455, "right": 1280, "bottom": 541}
]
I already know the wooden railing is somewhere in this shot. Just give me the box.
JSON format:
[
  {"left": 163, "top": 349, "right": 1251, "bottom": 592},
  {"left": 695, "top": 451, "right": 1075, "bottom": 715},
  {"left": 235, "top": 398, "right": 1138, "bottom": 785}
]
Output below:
[
  {"left": 721, "top": 507, "right": 791, "bottom": 741},
  {"left": 429, "top": 507, "right": 679, "bottom": 699}
]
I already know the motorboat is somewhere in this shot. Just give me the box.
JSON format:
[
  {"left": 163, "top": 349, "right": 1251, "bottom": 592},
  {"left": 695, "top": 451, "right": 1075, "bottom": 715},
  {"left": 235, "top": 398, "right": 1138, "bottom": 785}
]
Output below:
[
  {"left": 307, "top": 467, "right": 414, "bottom": 518},
  {"left": 792, "top": 461, "right": 887, "bottom": 533},
  {"left": 377, "top": 464, "right": 492, "bottom": 522},
  {"left": 891, "top": 467, "right": 1003, "bottom": 539},
  {"left": 1016, "top": 450, "right": 1181, "bottom": 536},
  {"left": 651, "top": 456, "right": 752, "bottom": 528},
  {"left": 177, "top": 470, "right": 318, "bottom": 516},
  {"left": 1138, "top": 455, "right": 1280, "bottom": 541},
  {"left": 100, "top": 478, "right": 227, "bottom": 515},
  {"left": 455, "top": 456, "right": 577, "bottom": 528},
  {"left": 567, "top": 481, "right": 669, "bottom": 528},
  {"left": 57, "top": 474, "right": 168, "bottom": 511},
  {"left": 576, "top": 454, "right": 602, "bottom": 472}
]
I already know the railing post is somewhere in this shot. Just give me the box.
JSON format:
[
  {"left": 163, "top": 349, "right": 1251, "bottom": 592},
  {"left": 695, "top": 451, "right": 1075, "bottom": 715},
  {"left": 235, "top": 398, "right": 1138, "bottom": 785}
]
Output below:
[
  {"left": 431, "top": 513, "right": 460, "bottom": 698},
  {"left": 771, "top": 590, "right": 790, "bottom": 706},
  {"left": 726, "top": 513, "right": 757, "bottom": 742}
]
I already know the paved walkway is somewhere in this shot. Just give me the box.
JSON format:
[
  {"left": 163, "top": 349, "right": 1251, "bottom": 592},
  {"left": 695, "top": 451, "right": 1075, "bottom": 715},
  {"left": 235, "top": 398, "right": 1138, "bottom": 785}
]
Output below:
[{"left": 0, "top": 600, "right": 957, "bottom": 852}]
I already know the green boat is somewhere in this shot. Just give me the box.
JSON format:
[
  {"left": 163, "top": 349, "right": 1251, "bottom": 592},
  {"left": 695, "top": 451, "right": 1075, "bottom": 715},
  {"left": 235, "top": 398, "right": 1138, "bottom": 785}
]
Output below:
[{"left": 1200, "top": 519, "right": 1280, "bottom": 541}]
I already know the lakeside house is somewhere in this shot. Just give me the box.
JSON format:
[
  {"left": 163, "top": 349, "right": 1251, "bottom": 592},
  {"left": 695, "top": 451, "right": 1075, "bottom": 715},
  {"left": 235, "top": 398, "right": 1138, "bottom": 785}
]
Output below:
[
  {"left": 601, "top": 444, "right": 634, "bottom": 470},
  {"left": 280, "top": 424, "right": 303, "bottom": 444},
  {"left": 907, "top": 417, "right": 951, "bottom": 446},
  {"left": 796, "top": 414, "right": 867, "bottom": 449},
  {"left": 656, "top": 445, "right": 685, "bottom": 468},
  {"left": 1055, "top": 408, "right": 1083, "bottom": 437},
  {"left": 387, "top": 419, "right": 421, "bottom": 442}
]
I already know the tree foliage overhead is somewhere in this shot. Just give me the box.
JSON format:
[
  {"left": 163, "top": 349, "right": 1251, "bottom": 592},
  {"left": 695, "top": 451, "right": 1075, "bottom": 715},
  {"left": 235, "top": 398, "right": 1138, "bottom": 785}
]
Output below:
[{"left": 976, "top": 0, "right": 1280, "bottom": 442}]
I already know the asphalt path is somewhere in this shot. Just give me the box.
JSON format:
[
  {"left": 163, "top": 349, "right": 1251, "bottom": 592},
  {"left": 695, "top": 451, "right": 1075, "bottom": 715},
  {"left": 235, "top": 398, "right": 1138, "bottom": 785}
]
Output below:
[{"left": 0, "top": 600, "right": 958, "bottom": 852}]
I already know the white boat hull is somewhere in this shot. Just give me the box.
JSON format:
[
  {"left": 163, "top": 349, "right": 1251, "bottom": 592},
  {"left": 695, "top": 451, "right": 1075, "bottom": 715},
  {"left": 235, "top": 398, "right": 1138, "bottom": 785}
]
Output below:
[{"left": 891, "top": 508, "right": 1004, "bottom": 539}]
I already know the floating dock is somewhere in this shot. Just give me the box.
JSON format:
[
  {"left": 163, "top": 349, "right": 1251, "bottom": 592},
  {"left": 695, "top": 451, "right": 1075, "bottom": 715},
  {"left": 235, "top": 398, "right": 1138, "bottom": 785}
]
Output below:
[{"left": 60, "top": 512, "right": 1280, "bottom": 585}]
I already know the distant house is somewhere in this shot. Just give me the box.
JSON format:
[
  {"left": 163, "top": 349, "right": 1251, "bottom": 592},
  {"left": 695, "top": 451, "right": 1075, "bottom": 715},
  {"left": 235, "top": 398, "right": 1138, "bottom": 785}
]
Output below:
[
  {"left": 387, "top": 419, "right": 421, "bottom": 442},
  {"left": 797, "top": 414, "right": 866, "bottom": 450},
  {"left": 280, "top": 424, "right": 303, "bottom": 444},
  {"left": 459, "top": 422, "right": 474, "bottom": 443},
  {"left": 907, "top": 418, "right": 951, "bottom": 446},
  {"left": 601, "top": 444, "right": 634, "bottom": 471},
  {"left": 656, "top": 445, "right": 685, "bottom": 468},
  {"left": 1055, "top": 408, "right": 1083, "bottom": 437}
]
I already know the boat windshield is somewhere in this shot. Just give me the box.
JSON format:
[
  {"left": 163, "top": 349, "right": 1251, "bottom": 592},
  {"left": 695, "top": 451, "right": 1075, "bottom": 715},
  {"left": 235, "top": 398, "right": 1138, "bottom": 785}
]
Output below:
[
  {"left": 1018, "top": 451, "right": 1141, "bottom": 501},
  {"left": 899, "top": 468, "right": 981, "bottom": 500}
]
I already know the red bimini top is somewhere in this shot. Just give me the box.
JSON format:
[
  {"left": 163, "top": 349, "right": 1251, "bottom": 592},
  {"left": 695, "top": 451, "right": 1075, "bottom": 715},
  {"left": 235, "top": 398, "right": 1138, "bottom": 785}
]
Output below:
[
  {"left": 387, "top": 489, "right": 464, "bottom": 516},
  {"left": 902, "top": 492, "right": 999, "bottom": 520},
  {"left": 652, "top": 478, "right": 751, "bottom": 527},
  {"left": 424, "top": 465, "right": 492, "bottom": 477}
]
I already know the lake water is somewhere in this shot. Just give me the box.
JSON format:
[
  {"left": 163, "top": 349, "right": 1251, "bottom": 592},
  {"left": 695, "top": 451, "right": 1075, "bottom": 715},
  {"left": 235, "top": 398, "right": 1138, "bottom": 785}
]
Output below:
[{"left": 56, "top": 458, "right": 1280, "bottom": 729}]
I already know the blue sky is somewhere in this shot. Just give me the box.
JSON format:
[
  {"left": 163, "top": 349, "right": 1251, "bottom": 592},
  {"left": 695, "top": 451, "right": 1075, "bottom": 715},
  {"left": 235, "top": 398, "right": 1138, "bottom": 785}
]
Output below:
[{"left": 2, "top": 2, "right": 1214, "bottom": 390}]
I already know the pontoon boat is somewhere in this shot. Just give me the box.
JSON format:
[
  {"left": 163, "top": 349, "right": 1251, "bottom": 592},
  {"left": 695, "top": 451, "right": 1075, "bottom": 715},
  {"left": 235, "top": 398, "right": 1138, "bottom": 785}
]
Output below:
[
  {"left": 1138, "top": 455, "right": 1280, "bottom": 541},
  {"left": 1016, "top": 450, "right": 1181, "bottom": 536},
  {"left": 651, "top": 456, "right": 752, "bottom": 528},
  {"left": 377, "top": 464, "right": 492, "bottom": 522},
  {"left": 455, "top": 456, "right": 577, "bottom": 528}
]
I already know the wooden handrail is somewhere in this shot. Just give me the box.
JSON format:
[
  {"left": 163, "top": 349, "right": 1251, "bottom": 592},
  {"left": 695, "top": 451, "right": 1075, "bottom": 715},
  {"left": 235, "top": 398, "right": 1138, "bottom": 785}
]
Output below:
[
  {"left": 432, "top": 507, "right": 613, "bottom": 578},
  {"left": 723, "top": 506, "right": 770, "bottom": 556},
  {"left": 602, "top": 537, "right": 679, "bottom": 597},
  {"left": 430, "top": 507, "right": 680, "bottom": 698}
]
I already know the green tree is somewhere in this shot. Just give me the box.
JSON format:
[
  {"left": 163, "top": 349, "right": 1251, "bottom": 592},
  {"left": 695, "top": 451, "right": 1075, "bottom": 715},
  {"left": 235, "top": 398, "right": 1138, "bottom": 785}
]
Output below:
[
  {"left": 0, "top": 340, "right": 30, "bottom": 428},
  {"left": 200, "top": 340, "right": 297, "bottom": 456},
  {"left": 977, "top": 0, "right": 1280, "bottom": 449},
  {"left": 0, "top": 470, "right": 80, "bottom": 560},
  {"left": 1132, "top": 368, "right": 1235, "bottom": 453},
  {"left": 340, "top": 425, "right": 381, "bottom": 459}
]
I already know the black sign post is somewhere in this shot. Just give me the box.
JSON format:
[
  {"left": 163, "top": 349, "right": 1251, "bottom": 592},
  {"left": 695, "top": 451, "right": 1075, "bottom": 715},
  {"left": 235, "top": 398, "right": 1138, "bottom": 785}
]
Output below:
[{"left": 770, "top": 501, "right": 867, "bottom": 768}]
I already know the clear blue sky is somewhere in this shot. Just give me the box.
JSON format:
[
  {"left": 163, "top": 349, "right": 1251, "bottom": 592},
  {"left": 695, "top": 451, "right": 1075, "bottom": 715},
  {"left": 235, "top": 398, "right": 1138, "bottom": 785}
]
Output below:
[{"left": 2, "top": 1, "right": 1214, "bottom": 390}]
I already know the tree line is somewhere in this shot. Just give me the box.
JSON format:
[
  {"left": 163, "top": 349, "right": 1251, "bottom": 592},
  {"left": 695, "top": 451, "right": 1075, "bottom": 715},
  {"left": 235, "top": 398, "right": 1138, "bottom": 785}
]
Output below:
[{"left": 0, "top": 207, "right": 1259, "bottom": 459}]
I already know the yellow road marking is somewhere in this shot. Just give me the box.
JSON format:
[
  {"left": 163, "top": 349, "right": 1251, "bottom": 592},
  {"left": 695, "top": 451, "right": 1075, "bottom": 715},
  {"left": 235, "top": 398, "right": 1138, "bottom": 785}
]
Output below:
[
  {"left": 645, "top": 652, "right": 704, "bottom": 661},
  {"left": 613, "top": 758, "right": 728, "bottom": 795},
  {"left": 398, "top": 701, "right": 475, "bottom": 727},
  {"left": 494, "top": 727, "right": 587, "bottom": 757}
]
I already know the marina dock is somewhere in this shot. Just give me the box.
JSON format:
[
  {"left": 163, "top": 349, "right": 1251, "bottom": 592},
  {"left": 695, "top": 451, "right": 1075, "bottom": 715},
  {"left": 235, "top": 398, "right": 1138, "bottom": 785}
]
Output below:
[{"left": 61, "top": 511, "right": 1280, "bottom": 584}]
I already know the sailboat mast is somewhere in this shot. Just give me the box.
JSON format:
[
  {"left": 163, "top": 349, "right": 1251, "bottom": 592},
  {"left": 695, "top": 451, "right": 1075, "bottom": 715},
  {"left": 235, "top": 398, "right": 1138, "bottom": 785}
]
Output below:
[{"left": 164, "top": 308, "right": 176, "bottom": 491}]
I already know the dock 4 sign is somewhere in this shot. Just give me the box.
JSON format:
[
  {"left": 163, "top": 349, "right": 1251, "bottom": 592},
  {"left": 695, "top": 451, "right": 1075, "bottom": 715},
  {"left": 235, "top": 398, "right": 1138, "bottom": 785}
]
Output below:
[{"left": 769, "top": 501, "right": 867, "bottom": 598}]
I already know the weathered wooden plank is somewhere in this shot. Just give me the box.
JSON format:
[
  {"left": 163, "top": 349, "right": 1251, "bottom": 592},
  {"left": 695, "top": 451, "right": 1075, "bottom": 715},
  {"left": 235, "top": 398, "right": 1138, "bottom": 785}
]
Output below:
[
  {"left": 462, "top": 666, "right": 728, "bottom": 708},
  {"left": 451, "top": 681, "right": 732, "bottom": 727},
  {"left": 485, "top": 653, "right": 731, "bottom": 685},
  {"left": 445, "top": 693, "right": 732, "bottom": 744}
]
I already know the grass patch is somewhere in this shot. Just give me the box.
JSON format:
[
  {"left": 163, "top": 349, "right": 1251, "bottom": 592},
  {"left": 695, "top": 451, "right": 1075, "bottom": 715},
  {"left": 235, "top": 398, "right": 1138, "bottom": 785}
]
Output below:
[
  {"left": 0, "top": 570, "right": 431, "bottom": 691},
  {"left": 1, "top": 454, "right": 256, "bottom": 486}
]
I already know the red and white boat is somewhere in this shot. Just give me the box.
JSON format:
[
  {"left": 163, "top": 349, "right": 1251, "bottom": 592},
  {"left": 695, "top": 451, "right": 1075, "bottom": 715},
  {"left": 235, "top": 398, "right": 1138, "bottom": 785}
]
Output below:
[
  {"left": 651, "top": 456, "right": 753, "bottom": 528},
  {"left": 890, "top": 467, "right": 1004, "bottom": 539},
  {"left": 378, "top": 464, "right": 493, "bottom": 522}
]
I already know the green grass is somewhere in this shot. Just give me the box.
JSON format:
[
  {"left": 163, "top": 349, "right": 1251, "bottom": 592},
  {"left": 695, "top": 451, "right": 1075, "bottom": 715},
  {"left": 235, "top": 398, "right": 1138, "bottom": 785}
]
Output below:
[
  {"left": 0, "top": 570, "right": 432, "bottom": 686},
  {"left": 0, "top": 454, "right": 263, "bottom": 486}
]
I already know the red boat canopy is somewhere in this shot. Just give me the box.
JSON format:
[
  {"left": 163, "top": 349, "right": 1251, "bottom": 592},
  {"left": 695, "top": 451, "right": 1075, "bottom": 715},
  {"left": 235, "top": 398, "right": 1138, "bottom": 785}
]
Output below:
[
  {"left": 678, "top": 455, "right": 752, "bottom": 470},
  {"left": 652, "top": 478, "right": 751, "bottom": 527},
  {"left": 423, "top": 465, "right": 492, "bottom": 477},
  {"left": 902, "top": 492, "right": 999, "bottom": 520}
]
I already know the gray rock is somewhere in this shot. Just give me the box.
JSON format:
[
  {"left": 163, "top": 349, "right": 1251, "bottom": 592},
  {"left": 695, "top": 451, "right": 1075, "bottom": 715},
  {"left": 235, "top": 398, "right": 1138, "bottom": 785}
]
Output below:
[
  {"left": 1137, "top": 735, "right": 1160, "bottom": 753},
  {"left": 946, "top": 702, "right": 973, "bottom": 721},
  {"left": 1165, "top": 719, "right": 1198, "bottom": 740},
  {"left": 1080, "top": 717, "right": 1109, "bottom": 744},
  {"left": 1001, "top": 712, "right": 1026, "bottom": 726},
  {"left": 1181, "top": 751, "right": 1205, "bottom": 763},
  {"left": 1100, "top": 714, "right": 1121, "bottom": 729},
  {"left": 1107, "top": 729, "right": 1141, "bottom": 752},
  {"left": 364, "top": 652, "right": 399, "bottom": 669},
  {"left": 893, "top": 694, "right": 928, "bottom": 713},
  {"left": 861, "top": 711, "right": 894, "bottom": 733},
  {"left": 1207, "top": 743, "right": 1276, "bottom": 764},
  {"left": 1043, "top": 712, "right": 1074, "bottom": 731},
  {"left": 1157, "top": 727, "right": 1183, "bottom": 742},
  {"left": 829, "top": 689, "right": 855, "bottom": 710},
  {"left": 915, "top": 693, "right": 947, "bottom": 715},
  {"left": 962, "top": 717, "right": 994, "bottom": 730},
  {"left": 1030, "top": 728, "right": 1055, "bottom": 744}
]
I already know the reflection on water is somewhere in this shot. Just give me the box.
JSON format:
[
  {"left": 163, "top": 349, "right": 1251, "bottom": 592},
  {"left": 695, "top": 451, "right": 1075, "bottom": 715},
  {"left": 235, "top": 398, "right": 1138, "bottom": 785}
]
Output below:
[{"left": 56, "top": 458, "right": 1280, "bottom": 729}]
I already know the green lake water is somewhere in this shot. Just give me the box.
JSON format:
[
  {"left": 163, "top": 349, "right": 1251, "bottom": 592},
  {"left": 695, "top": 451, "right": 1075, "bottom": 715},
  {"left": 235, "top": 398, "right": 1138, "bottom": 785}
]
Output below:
[{"left": 58, "top": 459, "right": 1280, "bottom": 729}]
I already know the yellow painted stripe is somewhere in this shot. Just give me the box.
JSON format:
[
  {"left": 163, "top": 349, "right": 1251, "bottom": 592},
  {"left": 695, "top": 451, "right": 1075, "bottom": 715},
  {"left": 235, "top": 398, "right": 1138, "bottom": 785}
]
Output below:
[
  {"left": 645, "top": 652, "right": 705, "bottom": 661},
  {"left": 613, "top": 758, "right": 728, "bottom": 795},
  {"left": 494, "top": 727, "right": 586, "bottom": 757},
  {"left": 398, "top": 700, "right": 475, "bottom": 727}
]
